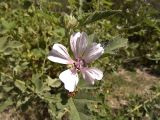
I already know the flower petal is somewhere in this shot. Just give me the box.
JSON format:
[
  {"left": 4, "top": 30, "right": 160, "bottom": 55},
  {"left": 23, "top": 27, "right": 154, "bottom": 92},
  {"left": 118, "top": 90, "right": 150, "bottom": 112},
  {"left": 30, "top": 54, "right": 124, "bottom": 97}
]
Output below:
[
  {"left": 59, "top": 69, "right": 79, "bottom": 92},
  {"left": 82, "top": 43, "right": 104, "bottom": 63},
  {"left": 81, "top": 68, "right": 103, "bottom": 84},
  {"left": 48, "top": 44, "right": 74, "bottom": 64},
  {"left": 70, "top": 32, "right": 88, "bottom": 58}
]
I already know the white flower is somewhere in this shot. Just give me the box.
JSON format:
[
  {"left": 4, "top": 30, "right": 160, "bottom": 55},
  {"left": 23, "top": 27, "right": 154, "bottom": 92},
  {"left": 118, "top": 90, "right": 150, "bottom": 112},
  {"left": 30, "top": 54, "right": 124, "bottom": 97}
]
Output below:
[{"left": 48, "top": 32, "right": 104, "bottom": 92}]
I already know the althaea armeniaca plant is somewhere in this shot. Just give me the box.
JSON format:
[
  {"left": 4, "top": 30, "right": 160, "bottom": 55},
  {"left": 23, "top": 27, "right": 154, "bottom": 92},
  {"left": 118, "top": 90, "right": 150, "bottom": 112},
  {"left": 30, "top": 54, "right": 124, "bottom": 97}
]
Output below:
[{"left": 48, "top": 32, "right": 104, "bottom": 92}]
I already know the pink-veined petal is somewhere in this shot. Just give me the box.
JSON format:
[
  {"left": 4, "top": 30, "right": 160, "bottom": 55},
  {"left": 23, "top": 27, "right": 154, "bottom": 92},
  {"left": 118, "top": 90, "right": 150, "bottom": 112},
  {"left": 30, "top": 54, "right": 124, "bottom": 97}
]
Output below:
[
  {"left": 59, "top": 69, "right": 79, "bottom": 92},
  {"left": 70, "top": 32, "right": 88, "bottom": 58},
  {"left": 82, "top": 43, "right": 104, "bottom": 63},
  {"left": 81, "top": 68, "right": 103, "bottom": 84},
  {"left": 48, "top": 44, "right": 74, "bottom": 64}
]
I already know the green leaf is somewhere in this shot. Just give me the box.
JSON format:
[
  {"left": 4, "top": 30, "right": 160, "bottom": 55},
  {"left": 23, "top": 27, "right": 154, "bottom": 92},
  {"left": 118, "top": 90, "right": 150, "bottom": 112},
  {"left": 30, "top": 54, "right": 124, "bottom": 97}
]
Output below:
[
  {"left": 0, "top": 93, "right": 3, "bottom": 100},
  {"left": 145, "top": 52, "right": 160, "bottom": 61},
  {"left": 0, "top": 98, "right": 13, "bottom": 112},
  {"left": 8, "top": 41, "right": 23, "bottom": 48},
  {"left": 48, "top": 103, "right": 56, "bottom": 119},
  {"left": 16, "top": 96, "right": 30, "bottom": 108},
  {"left": 3, "top": 85, "right": 14, "bottom": 92},
  {"left": 147, "top": 57, "right": 160, "bottom": 61},
  {"left": 68, "top": 98, "right": 81, "bottom": 120},
  {"left": 67, "top": 89, "right": 101, "bottom": 120},
  {"left": 14, "top": 79, "right": 26, "bottom": 92},
  {"left": 53, "top": 28, "right": 65, "bottom": 38},
  {"left": 3, "top": 47, "right": 13, "bottom": 55},
  {"left": 0, "top": 37, "right": 23, "bottom": 53},
  {"left": 81, "top": 10, "right": 121, "bottom": 25},
  {"left": 46, "top": 76, "right": 61, "bottom": 88},
  {"left": 105, "top": 36, "right": 128, "bottom": 54},
  {"left": 0, "top": 36, "right": 9, "bottom": 52},
  {"left": 31, "top": 48, "right": 45, "bottom": 58},
  {"left": 88, "top": 33, "right": 98, "bottom": 45},
  {"left": 32, "top": 73, "right": 43, "bottom": 92},
  {"left": 1, "top": 18, "right": 16, "bottom": 33},
  {"left": 1, "top": 18, "right": 15, "bottom": 30}
]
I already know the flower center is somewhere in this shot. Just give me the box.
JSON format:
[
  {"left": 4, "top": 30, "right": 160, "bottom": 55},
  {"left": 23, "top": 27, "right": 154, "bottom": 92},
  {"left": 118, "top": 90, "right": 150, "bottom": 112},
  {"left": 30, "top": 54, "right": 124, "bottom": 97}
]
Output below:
[{"left": 74, "top": 58, "right": 86, "bottom": 70}]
